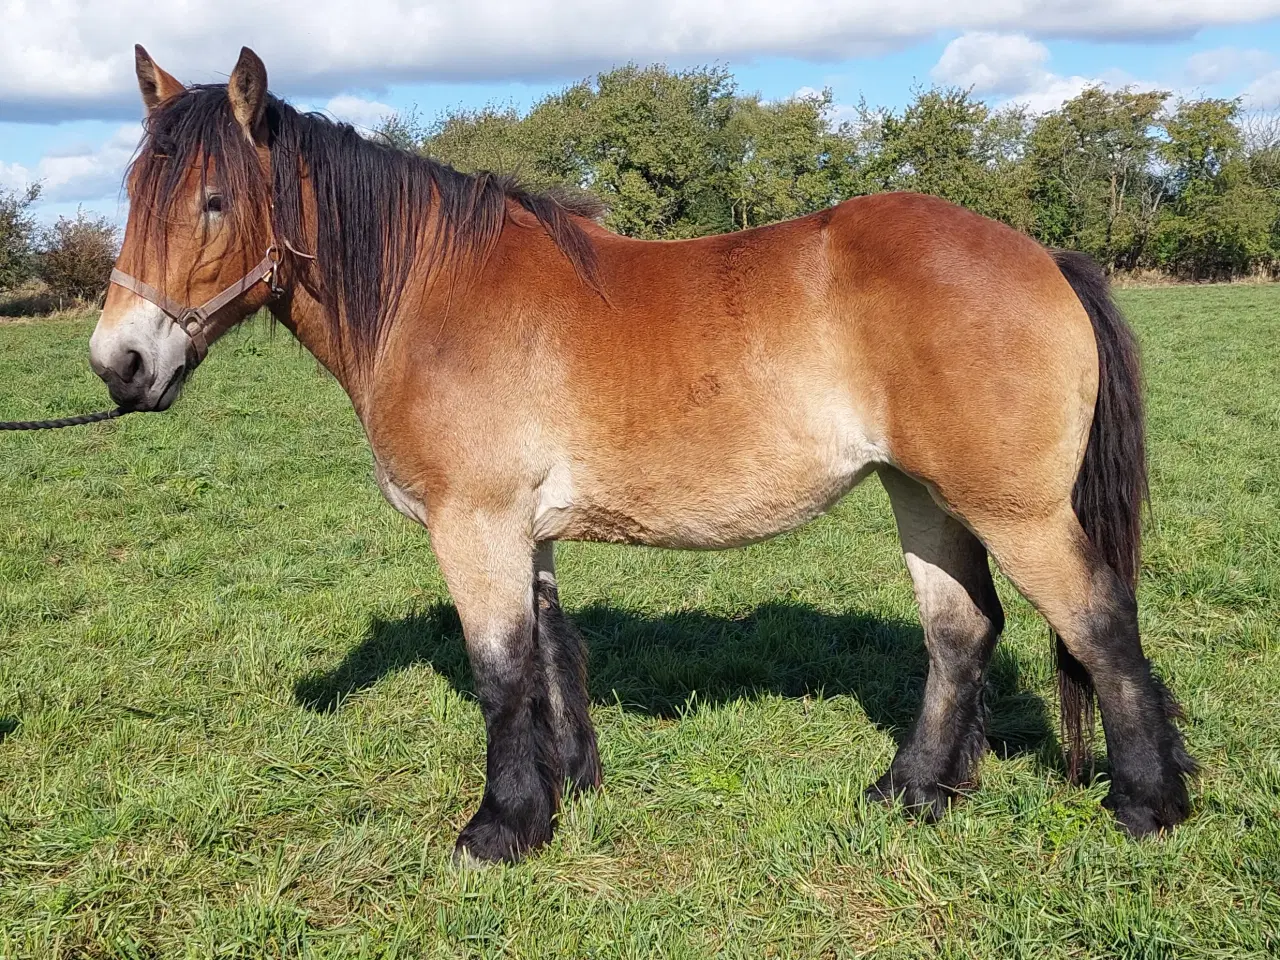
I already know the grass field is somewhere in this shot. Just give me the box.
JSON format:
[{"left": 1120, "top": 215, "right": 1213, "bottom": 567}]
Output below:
[{"left": 1, "top": 285, "right": 1278, "bottom": 958}]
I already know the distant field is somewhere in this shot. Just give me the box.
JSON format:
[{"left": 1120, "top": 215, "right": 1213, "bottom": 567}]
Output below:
[{"left": 1, "top": 286, "right": 1277, "bottom": 958}]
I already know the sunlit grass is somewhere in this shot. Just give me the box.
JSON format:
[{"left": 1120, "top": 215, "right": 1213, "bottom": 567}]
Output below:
[{"left": 1, "top": 286, "right": 1277, "bottom": 957}]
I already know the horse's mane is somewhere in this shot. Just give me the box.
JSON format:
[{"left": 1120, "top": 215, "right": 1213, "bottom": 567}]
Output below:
[{"left": 127, "top": 84, "right": 603, "bottom": 363}]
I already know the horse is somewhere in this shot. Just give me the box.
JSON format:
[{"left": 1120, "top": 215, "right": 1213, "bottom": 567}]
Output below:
[{"left": 88, "top": 45, "right": 1195, "bottom": 863}]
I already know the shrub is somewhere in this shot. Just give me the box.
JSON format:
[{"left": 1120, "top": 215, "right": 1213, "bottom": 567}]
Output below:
[
  {"left": 0, "top": 183, "right": 41, "bottom": 291},
  {"left": 37, "top": 209, "right": 120, "bottom": 305}
]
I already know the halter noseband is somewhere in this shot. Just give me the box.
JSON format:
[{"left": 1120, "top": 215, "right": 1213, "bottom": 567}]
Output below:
[{"left": 108, "top": 245, "right": 285, "bottom": 364}]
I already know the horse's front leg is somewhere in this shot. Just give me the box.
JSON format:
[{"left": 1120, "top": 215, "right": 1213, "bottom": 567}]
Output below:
[{"left": 428, "top": 507, "right": 561, "bottom": 863}]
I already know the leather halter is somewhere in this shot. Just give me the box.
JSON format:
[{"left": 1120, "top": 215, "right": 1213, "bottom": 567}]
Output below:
[{"left": 108, "top": 245, "right": 284, "bottom": 364}]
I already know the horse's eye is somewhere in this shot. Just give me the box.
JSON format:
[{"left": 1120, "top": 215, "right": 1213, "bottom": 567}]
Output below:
[{"left": 204, "top": 194, "right": 224, "bottom": 214}]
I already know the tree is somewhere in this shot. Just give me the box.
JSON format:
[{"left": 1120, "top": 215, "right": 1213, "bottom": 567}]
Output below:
[
  {"left": 723, "top": 90, "right": 853, "bottom": 229},
  {"left": 404, "top": 65, "right": 860, "bottom": 239},
  {"left": 1239, "top": 111, "right": 1280, "bottom": 271},
  {"left": 373, "top": 64, "right": 1280, "bottom": 279},
  {"left": 375, "top": 106, "right": 429, "bottom": 152},
  {"left": 860, "top": 88, "right": 1034, "bottom": 230},
  {"left": 38, "top": 209, "right": 120, "bottom": 305},
  {"left": 542, "top": 64, "right": 742, "bottom": 238},
  {"left": 420, "top": 106, "right": 546, "bottom": 183},
  {"left": 1025, "top": 87, "right": 1168, "bottom": 270},
  {"left": 0, "top": 183, "right": 41, "bottom": 290},
  {"left": 1154, "top": 99, "right": 1278, "bottom": 278}
]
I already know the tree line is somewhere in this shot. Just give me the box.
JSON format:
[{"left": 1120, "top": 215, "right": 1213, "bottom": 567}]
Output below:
[
  {"left": 382, "top": 65, "right": 1280, "bottom": 280},
  {"left": 3, "top": 63, "right": 1278, "bottom": 308}
]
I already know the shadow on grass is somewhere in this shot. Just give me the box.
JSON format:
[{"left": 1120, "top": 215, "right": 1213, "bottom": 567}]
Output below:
[{"left": 295, "top": 601, "right": 1058, "bottom": 764}]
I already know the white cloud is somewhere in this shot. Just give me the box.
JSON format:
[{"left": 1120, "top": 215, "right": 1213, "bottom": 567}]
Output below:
[
  {"left": 1185, "top": 47, "right": 1275, "bottom": 85},
  {"left": 4, "top": 1, "right": 1280, "bottom": 122},
  {"left": 931, "top": 31, "right": 1165, "bottom": 114},
  {"left": 1011, "top": 75, "right": 1099, "bottom": 114},
  {"left": 0, "top": 161, "right": 29, "bottom": 192},
  {"left": 319, "top": 95, "right": 397, "bottom": 132},
  {"left": 0, "top": 124, "right": 141, "bottom": 204},
  {"left": 932, "top": 33, "right": 1050, "bottom": 96},
  {"left": 1244, "top": 71, "right": 1280, "bottom": 109}
]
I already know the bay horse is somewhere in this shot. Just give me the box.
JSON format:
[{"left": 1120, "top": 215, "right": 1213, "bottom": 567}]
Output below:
[{"left": 89, "top": 46, "right": 1195, "bottom": 863}]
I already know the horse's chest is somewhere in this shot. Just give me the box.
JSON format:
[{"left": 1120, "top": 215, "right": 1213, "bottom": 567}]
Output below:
[{"left": 374, "top": 460, "right": 430, "bottom": 527}]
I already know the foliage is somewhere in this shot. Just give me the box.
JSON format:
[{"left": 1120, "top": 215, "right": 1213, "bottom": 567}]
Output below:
[
  {"left": 395, "top": 65, "right": 861, "bottom": 238},
  {"left": 1023, "top": 88, "right": 1171, "bottom": 269},
  {"left": 528, "top": 64, "right": 744, "bottom": 238},
  {"left": 36, "top": 208, "right": 120, "bottom": 304},
  {"left": 379, "top": 67, "right": 1280, "bottom": 279},
  {"left": 0, "top": 182, "right": 41, "bottom": 290},
  {"left": 1, "top": 288, "right": 1278, "bottom": 954},
  {"left": 1153, "top": 99, "right": 1278, "bottom": 278},
  {"left": 9, "top": 68, "right": 1280, "bottom": 297},
  {"left": 862, "top": 87, "right": 1034, "bottom": 230},
  {"left": 724, "top": 88, "right": 858, "bottom": 229}
]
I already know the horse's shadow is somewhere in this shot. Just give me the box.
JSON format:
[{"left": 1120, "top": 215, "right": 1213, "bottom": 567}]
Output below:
[{"left": 294, "top": 601, "right": 1059, "bottom": 764}]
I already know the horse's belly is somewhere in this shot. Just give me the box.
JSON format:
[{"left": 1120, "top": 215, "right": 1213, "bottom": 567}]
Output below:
[{"left": 536, "top": 418, "right": 887, "bottom": 548}]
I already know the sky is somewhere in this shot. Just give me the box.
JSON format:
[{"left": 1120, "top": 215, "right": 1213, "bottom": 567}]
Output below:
[{"left": 3, "top": 1, "right": 1280, "bottom": 225}]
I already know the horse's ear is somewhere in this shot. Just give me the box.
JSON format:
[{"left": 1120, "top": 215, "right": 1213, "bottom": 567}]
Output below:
[
  {"left": 228, "top": 47, "right": 269, "bottom": 144},
  {"left": 135, "top": 45, "right": 183, "bottom": 115}
]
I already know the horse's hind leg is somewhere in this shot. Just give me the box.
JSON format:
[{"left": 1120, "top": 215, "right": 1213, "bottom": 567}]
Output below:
[
  {"left": 869, "top": 468, "right": 1005, "bottom": 819},
  {"left": 974, "top": 506, "right": 1194, "bottom": 835},
  {"left": 534, "top": 542, "right": 602, "bottom": 795}
]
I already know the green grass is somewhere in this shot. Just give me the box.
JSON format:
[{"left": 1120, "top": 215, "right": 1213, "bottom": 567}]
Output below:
[{"left": 1, "top": 285, "right": 1278, "bottom": 958}]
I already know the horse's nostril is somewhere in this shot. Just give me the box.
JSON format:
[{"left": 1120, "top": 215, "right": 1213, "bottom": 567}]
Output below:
[{"left": 121, "top": 350, "right": 143, "bottom": 383}]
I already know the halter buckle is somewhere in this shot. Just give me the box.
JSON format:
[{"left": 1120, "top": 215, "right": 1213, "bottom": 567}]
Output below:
[
  {"left": 265, "top": 244, "right": 285, "bottom": 299},
  {"left": 178, "top": 309, "right": 204, "bottom": 336}
]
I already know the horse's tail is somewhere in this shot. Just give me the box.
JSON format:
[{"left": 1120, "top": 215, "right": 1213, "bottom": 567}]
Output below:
[{"left": 1050, "top": 249, "right": 1149, "bottom": 782}]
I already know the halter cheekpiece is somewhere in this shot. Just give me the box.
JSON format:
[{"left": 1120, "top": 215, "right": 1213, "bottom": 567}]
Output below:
[{"left": 108, "top": 245, "right": 286, "bottom": 364}]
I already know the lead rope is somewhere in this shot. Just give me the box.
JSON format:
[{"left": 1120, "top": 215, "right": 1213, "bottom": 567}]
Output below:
[{"left": 0, "top": 407, "right": 134, "bottom": 431}]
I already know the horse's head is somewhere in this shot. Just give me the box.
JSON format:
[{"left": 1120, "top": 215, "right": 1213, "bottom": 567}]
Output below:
[{"left": 90, "top": 46, "right": 278, "bottom": 411}]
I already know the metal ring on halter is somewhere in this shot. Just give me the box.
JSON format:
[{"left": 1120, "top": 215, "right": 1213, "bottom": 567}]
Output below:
[
  {"left": 178, "top": 309, "right": 211, "bottom": 363},
  {"left": 108, "top": 242, "right": 290, "bottom": 368}
]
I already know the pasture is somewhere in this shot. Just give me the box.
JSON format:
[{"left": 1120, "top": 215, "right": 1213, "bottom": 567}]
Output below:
[{"left": 1, "top": 284, "right": 1277, "bottom": 958}]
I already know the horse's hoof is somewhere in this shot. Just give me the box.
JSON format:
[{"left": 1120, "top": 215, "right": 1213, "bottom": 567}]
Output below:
[
  {"left": 453, "top": 804, "right": 550, "bottom": 865},
  {"left": 864, "top": 772, "right": 898, "bottom": 806},
  {"left": 865, "top": 771, "right": 951, "bottom": 823},
  {"left": 1103, "top": 780, "right": 1190, "bottom": 838}
]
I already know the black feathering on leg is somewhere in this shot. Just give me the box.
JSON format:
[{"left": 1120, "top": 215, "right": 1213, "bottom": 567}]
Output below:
[
  {"left": 1075, "top": 579, "right": 1195, "bottom": 838},
  {"left": 454, "top": 633, "right": 562, "bottom": 864},
  {"left": 535, "top": 575, "right": 602, "bottom": 795},
  {"left": 866, "top": 628, "right": 996, "bottom": 822},
  {"left": 863, "top": 483, "right": 1006, "bottom": 825}
]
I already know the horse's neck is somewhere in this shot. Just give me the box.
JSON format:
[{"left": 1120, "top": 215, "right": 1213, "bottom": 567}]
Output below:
[
  {"left": 268, "top": 186, "right": 471, "bottom": 417},
  {"left": 269, "top": 283, "right": 368, "bottom": 411}
]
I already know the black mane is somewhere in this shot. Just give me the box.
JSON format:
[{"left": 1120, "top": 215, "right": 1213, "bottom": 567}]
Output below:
[{"left": 129, "top": 84, "right": 602, "bottom": 365}]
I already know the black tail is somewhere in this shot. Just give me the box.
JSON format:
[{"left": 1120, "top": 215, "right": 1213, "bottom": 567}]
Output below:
[{"left": 1051, "top": 250, "right": 1149, "bottom": 782}]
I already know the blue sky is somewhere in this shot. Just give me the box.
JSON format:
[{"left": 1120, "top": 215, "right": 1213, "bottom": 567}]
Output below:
[{"left": 3, "top": 3, "right": 1280, "bottom": 225}]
